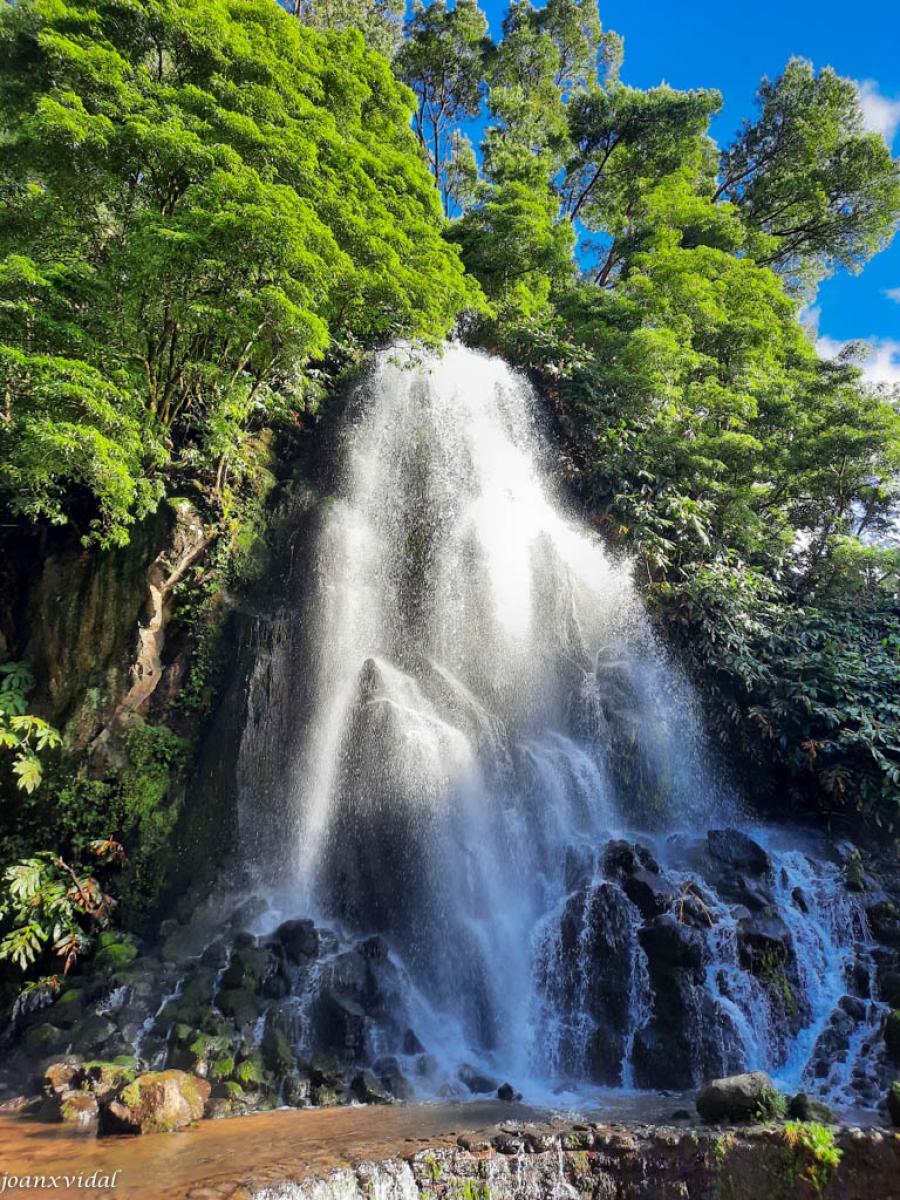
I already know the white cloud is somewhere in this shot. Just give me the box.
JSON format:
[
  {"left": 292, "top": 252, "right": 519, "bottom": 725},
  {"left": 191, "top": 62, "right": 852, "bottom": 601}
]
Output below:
[
  {"left": 885, "top": 287, "right": 900, "bottom": 304},
  {"left": 857, "top": 80, "right": 900, "bottom": 145},
  {"left": 816, "top": 334, "right": 900, "bottom": 387}
]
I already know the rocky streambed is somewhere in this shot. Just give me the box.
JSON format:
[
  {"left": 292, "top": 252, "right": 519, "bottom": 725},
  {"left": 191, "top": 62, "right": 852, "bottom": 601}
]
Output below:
[{"left": 2, "top": 1102, "right": 900, "bottom": 1200}]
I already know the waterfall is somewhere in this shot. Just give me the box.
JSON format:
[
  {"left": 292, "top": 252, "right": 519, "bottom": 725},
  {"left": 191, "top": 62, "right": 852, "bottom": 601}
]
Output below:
[{"left": 235, "top": 345, "right": 884, "bottom": 1106}]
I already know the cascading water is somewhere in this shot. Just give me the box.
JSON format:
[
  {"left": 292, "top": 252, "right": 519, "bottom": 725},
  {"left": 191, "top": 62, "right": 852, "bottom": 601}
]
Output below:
[{"left": 234, "top": 344, "right": 888, "bottom": 1107}]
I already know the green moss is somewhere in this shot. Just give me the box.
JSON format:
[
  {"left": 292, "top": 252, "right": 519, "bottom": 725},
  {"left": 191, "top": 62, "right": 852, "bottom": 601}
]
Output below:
[
  {"left": 235, "top": 1054, "right": 265, "bottom": 1088},
  {"left": 211, "top": 1057, "right": 235, "bottom": 1081}
]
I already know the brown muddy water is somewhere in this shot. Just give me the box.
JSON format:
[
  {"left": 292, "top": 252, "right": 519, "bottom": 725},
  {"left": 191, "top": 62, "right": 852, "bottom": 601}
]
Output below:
[{"left": 0, "top": 1095, "right": 692, "bottom": 1199}]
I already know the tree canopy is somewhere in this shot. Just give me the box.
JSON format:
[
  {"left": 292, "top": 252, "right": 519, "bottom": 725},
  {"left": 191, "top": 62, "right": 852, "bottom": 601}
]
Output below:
[{"left": 0, "top": 0, "right": 475, "bottom": 545}]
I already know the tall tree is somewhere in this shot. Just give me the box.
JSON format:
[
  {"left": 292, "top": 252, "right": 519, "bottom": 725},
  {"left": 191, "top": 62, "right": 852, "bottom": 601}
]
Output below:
[
  {"left": 395, "top": 0, "right": 493, "bottom": 217},
  {"left": 717, "top": 58, "right": 900, "bottom": 289}
]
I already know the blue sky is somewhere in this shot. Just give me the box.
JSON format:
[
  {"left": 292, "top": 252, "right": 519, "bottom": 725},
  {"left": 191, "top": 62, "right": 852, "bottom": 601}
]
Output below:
[{"left": 479, "top": 0, "right": 900, "bottom": 385}]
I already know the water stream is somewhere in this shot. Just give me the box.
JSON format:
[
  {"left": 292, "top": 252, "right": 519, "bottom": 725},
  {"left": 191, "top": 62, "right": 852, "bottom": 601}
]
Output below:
[{"left": 233, "top": 345, "right": 886, "bottom": 1107}]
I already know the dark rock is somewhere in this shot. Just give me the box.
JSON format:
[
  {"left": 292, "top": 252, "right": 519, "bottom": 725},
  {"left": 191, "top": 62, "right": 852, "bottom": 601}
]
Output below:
[
  {"left": 671, "top": 1109, "right": 691, "bottom": 1120},
  {"left": 458, "top": 1063, "right": 498, "bottom": 1095},
  {"left": 602, "top": 840, "right": 662, "bottom": 878},
  {"left": 25, "top": 1024, "right": 69, "bottom": 1057},
  {"left": 216, "top": 988, "right": 262, "bottom": 1026},
  {"left": 402, "top": 1028, "right": 425, "bottom": 1056},
  {"left": 885, "top": 1010, "right": 900, "bottom": 1065},
  {"left": 72, "top": 1015, "right": 118, "bottom": 1058},
  {"left": 373, "top": 1056, "right": 412, "bottom": 1100},
  {"left": 787, "top": 1092, "right": 836, "bottom": 1123},
  {"left": 736, "top": 913, "right": 792, "bottom": 971},
  {"left": 497, "top": 1082, "right": 522, "bottom": 1102},
  {"left": 696, "top": 1071, "right": 775, "bottom": 1122},
  {"left": 545, "top": 881, "right": 637, "bottom": 1086},
  {"left": 313, "top": 991, "right": 367, "bottom": 1061},
  {"left": 351, "top": 1071, "right": 391, "bottom": 1104},
  {"left": 220, "top": 944, "right": 269, "bottom": 992},
  {"left": 869, "top": 901, "right": 900, "bottom": 947},
  {"left": 274, "top": 919, "right": 319, "bottom": 964},
  {"left": 890, "top": 1081, "right": 900, "bottom": 1126},
  {"left": 707, "top": 830, "right": 771, "bottom": 877}
]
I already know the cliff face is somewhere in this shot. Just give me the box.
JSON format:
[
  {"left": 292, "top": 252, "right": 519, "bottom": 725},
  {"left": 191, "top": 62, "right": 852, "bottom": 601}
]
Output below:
[{"left": 0, "top": 501, "right": 214, "bottom": 761}]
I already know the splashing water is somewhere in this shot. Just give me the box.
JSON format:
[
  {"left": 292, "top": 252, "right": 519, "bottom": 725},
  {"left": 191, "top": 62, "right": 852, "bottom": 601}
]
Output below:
[{"left": 236, "top": 345, "right": 884, "bottom": 1106}]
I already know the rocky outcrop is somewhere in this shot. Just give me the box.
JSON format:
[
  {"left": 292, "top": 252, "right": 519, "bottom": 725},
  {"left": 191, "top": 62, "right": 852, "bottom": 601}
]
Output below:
[{"left": 239, "top": 1124, "right": 900, "bottom": 1200}]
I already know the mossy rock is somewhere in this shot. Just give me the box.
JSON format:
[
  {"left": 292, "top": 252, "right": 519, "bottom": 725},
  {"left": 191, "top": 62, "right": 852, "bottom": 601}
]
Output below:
[
  {"left": 216, "top": 987, "right": 261, "bottom": 1026},
  {"left": 310, "top": 1052, "right": 344, "bottom": 1087},
  {"left": 93, "top": 939, "right": 139, "bottom": 972},
  {"left": 100, "top": 1070, "right": 211, "bottom": 1136},
  {"left": 261, "top": 1027, "right": 295, "bottom": 1078},
  {"left": 890, "top": 1081, "right": 900, "bottom": 1126},
  {"left": 25, "top": 1024, "right": 69, "bottom": 1056},
  {"left": 52, "top": 989, "right": 87, "bottom": 1029}
]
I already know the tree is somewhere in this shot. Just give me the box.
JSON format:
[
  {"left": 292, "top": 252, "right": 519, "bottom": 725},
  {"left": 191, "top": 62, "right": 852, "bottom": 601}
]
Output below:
[
  {"left": 0, "top": 0, "right": 475, "bottom": 545},
  {"left": 484, "top": 0, "right": 620, "bottom": 182},
  {"left": 717, "top": 59, "right": 900, "bottom": 289},
  {"left": 562, "top": 85, "right": 722, "bottom": 282},
  {"left": 395, "top": 0, "right": 493, "bottom": 216},
  {"left": 284, "top": 0, "right": 404, "bottom": 58}
]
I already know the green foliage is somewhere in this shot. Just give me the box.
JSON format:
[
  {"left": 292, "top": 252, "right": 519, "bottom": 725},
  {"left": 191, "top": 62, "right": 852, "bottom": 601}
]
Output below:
[
  {"left": 0, "top": 843, "right": 120, "bottom": 994},
  {"left": 284, "top": 0, "right": 404, "bottom": 59},
  {"left": 756, "top": 1086, "right": 788, "bottom": 1122},
  {"left": 718, "top": 59, "right": 900, "bottom": 290},
  {"left": 0, "top": 661, "right": 61, "bottom": 795},
  {"left": 783, "top": 1122, "right": 842, "bottom": 1195},
  {"left": 0, "top": 0, "right": 474, "bottom": 545}
]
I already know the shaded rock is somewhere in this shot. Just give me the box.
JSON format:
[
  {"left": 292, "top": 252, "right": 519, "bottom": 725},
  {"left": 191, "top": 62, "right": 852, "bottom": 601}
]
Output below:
[
  {"left": 373, "top": 1055, "right": 412, "bottom": 1100},
  {"left": 25, "top": 1024, "right": 69, "bottom": 1057},
  {"left": 313, "top": 991, "right": 367, "bottom": 1061},
  {"left": 402, "top": 1028, "right": 425, "bottom": 1056},
  {"left": 458, "top": 1063, "right": 498, "bottom": 1095},
  {"left": 351, "top": 1070, "right": 391, "bottom": 1104},
  {"left": 99, "top": 1070, "right": 210, "bottom": 1136},
  {"left": 890, "top": 1081, "right": 900, "bottom": 1126},
  {"left": 885, "top": 1010, "right": 900, "bottom": 1065},
  {"left": 697, "top": 1071, "right": 774, "bottom": 1122},
  {"left": 497, "top": 1083, "right": 522, "bottom": 1102},
  {"left": 707, "top": 830, "right": 771, "bottom": 877},
  {"left": 787, "top": 1092, "right": 836, "bottom": 1123},
  {"left": 273, "top": 919, "right": 319, "bottom": 965}
]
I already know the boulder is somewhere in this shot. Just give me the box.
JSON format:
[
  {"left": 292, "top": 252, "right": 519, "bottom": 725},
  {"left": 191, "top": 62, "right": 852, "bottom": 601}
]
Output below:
[
  {"left": 787, "top": 1092, "right": 836, "bottom": 1123},
  {"left": 707, "top": 830, "right": 771, "bottom": 877},
  {"left": 458, "top": 1063, "right": 498, "bottom": 1095},
  {"left": 373, "top": 1055, "right": 412, "bottom": 1100},
  {"left": 273, "top": 919, "right": 319, "bottom": 964},
  {"left": 99, "top": 1070, "right": 210, "bottom": 1136},
  {"left": 350, "top": 1070, "right": 391, "bottom": 1104},
  {"left": 497, "top": 1082, "right": 522, "bottom": 1102},
  {"left": 889, "top": 1081, "right": 900, "bottom": 1126},
  {"left": 696, "top": 1071, "right": 775, "bottom": 1122}
]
